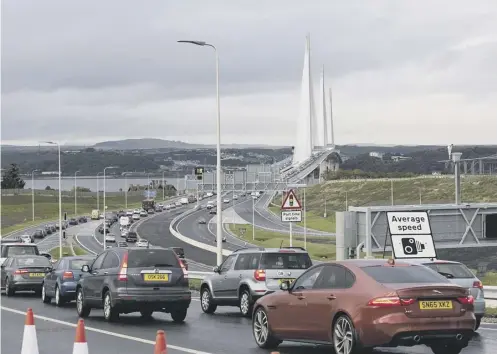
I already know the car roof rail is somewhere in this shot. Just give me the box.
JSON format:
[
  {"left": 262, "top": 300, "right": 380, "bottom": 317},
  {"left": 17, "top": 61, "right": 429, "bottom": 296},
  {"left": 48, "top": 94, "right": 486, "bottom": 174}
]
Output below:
[
  {"left": 233, "top": 247, "right": 265, "bottom": 253},
  {"left": 280, "top": 246, "right": 306, "bottom": 251}
]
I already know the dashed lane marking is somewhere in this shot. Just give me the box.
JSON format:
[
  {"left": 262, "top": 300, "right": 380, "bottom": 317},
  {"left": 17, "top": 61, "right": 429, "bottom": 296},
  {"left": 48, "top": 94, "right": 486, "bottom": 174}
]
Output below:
[{"left": 1, "top": 306, "right": 215, "bottom": 354}]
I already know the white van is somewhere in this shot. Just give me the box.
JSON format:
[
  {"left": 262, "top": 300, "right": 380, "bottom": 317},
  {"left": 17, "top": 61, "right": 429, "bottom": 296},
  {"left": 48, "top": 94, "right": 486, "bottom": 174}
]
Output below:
[{"left": 180, "top": 197, "right": 189, "bottom": 205}]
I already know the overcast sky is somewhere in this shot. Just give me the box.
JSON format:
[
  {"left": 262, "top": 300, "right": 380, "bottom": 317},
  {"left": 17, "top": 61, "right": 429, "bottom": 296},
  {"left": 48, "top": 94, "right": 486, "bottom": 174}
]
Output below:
[{"left": 1, "top": 0, "right": 497, "bottom": 146}]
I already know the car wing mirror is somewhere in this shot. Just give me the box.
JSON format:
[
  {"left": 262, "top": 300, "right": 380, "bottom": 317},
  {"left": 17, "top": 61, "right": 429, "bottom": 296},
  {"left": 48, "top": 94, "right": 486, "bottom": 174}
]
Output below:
[
  {"left": 81, "top": 264, "right": 90, "bottom": 272},
  {"left": 40, "top": 253, "right": 52, "bottom": 260},
  {"left": 213, "top": 266, "right": 220, "bottom": 273},
  {"left": 279, "top": 281, "right": 290, "bottom": 291}
]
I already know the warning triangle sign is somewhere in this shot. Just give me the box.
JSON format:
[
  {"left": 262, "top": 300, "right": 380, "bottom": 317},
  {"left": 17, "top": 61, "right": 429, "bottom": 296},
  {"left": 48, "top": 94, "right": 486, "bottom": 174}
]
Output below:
[{"left": 281, "top": 189, "right": 302, "bottom": 210}]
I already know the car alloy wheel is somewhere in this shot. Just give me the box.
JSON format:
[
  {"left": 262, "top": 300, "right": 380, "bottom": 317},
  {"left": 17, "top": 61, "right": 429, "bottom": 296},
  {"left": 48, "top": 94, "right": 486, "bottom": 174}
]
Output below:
[
  {"left": 201, "top": 289, "right": 210, "bottom": 311},
  {"left": 41, "top": 284, "right": 49, "bottom": 303},
  {"left": 333, "top": 316, "right": 354, "bottom": 354},
  {"left": 76, "top": 290, "right": 84, "bottom": 314},
  {"left": 253, "top": 308, "right": 269, "bottom": 346},
  {"left": 55, "top": 287, "right": 61, "bottom": 306},
  {"left": 240, "top": 291, "right": 251, "bottom": 316}
]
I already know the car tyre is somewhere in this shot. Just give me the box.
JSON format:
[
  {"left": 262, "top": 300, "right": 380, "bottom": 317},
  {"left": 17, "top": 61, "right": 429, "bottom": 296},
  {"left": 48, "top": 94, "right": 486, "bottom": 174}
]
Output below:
[
  {"left": 475, "top": 316, "right": 482, "bottom": 330},
  {"left": 55, "top": 286, "right": 64, "bottom": 306},
  {"left": 239, "top": 289, "right": 252, "bottom": 318},
  {"left": 170, "top": 307, "right": 187, "bottom": 323},
  {"left": 252, "top": 307, "right": 281, "bottom": 349},
  {"left": 200, "top": 287, "right": 217, "bottom": 314},
  {"left": 430, "top": 342, "right": 465, "bottom": 354},
  {"left": 76, "top": 288, "right": 91, "bottom": 318},
  {"left": 41, "top": 283, "right": 51, "bottom": 303},
  {"left": 332, "top": 314, "right": 364, "bottom": 354},
  {"left": 103, "top": 291, "right": 119, "bottom": 322},
  {"left": 5, "top": 279, "right": 15, "bottom": 297}
]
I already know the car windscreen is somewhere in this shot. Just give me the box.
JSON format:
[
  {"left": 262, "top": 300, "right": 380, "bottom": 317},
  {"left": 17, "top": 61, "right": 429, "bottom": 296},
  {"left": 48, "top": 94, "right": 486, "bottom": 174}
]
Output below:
[
  {"left": 69, "top": 259, "right": 94, "bottom": 270},
  {"left": 5, "top": 246, "right": 38, "bottom": 256},
  {"left": 260, "top": 252, "right": 312, "bottom": 270},
  {"left": 127, "top": 249, "right": 180, "bottom": 268},
  {"left": 424, "top": 263, "right": 475, "bottom": 279},
  {"left": 15, "top": 257, "right": 50, "bottom": 267},
  {"left": 362, "top": 265, "right": 450, "bottom": 284}
]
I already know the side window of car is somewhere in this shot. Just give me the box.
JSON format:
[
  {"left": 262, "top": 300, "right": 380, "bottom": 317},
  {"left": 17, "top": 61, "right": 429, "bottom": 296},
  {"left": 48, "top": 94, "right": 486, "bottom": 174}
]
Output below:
[
  {"left": 91, "top": 253, "right": 107, "bottom": 270},
  {"left": 314, "top": 265, "right": 356, "bottom": 289},
  {"left": 293, "top": 266, "right": 323, "bottom": 290},
  {"left": 101, "top": 252, "right": 120, "bottom": 269},
  {"left": 220, "top": 255, "right": 236, "bottom": 273}
]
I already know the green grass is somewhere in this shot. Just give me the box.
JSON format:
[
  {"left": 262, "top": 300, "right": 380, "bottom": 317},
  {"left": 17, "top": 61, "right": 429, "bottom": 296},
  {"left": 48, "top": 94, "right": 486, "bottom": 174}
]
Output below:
[
  {"left": 229, "top": 224, "right": 336, "bottom": 260},
  {"left": 272, "top": 176, "right": 497, "bottom": 233},
  {"left": 0, "top": 193, "right": 176, "bottom": 235},
  {"left": 189, "top": 278, "right": 202, "bottom": 291},
  {"left": 49, "top": 247, "right": 74, "bottom": 259},
  {"left": 73, "top": 246, "right": 88, "bottom": 256},
  {"left": 485, "top": 307, "right": 497, "bottom": 316}
]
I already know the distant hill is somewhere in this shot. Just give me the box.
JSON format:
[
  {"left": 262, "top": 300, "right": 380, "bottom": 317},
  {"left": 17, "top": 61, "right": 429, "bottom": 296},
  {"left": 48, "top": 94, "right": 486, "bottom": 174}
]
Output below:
[{"left": 91, "top": 138, "right": 286, "bottom": 150}]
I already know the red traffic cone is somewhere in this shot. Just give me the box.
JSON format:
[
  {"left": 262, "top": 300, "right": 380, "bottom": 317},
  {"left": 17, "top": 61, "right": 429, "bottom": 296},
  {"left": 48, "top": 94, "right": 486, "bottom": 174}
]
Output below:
[
  {"left": 73, "top": 319, "right": 89, "bottom": 354},
  {"left": 154, "top": 330, "right": 167, "bottom": 354},
  {"left": 21, "top": 308, "right": 39, "bottom": 354}
]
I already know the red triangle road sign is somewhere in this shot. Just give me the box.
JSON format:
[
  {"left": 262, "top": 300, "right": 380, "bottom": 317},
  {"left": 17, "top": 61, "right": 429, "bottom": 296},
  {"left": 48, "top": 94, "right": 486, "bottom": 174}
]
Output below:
[{"left": 281, "top": 189, "right": 302, "bottom": 210}]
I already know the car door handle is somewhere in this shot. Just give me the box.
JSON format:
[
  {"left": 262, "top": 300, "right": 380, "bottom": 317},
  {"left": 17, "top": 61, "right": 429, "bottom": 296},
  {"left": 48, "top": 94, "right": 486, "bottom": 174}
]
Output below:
[
  {"left": 327, "top": 295, "right": 337, "bottom": 300},
  {"left": 298, "top": 295, "right": 306, "bottom": 300},
  {"left": 103, "top": 272, "right": 109, "bottom": 275}
]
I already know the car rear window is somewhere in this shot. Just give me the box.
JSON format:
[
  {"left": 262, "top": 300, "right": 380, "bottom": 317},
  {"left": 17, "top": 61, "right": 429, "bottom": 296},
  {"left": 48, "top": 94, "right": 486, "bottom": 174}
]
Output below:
[
  {"left": 5, "top": 246, "right": 38, "bottom": 256},
  {"left": 127, "top": 232, "right": 137, "bottom": 238},
  {"left": 127, "top": 249, "right": 180, "bottom": 268},
  {"left": 424, "top": 263, "right": 475, "bottom": 279},
  {"left": 260, "top": 252, "right": 312, "bottom": 270},
  {"left": 16, "top": 257, "right": 50, "bottom": 267},
  {"left": 362, "top": 265, "right": 449, "bottom": 284},
  {"left": 69, "top": 259, "right": 94, "bottom": 270}
]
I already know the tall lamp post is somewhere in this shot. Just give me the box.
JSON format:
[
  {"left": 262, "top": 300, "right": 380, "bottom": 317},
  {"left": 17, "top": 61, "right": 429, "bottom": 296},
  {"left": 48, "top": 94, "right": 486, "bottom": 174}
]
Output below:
[
  {"left": 162, "top": 171, "right": 167, "bottom": 201},
  {"left": 43, "top": 141, "right": 62, "bottom": 258},
  {"left": 31, "top": 169, "right": 39, "bottom": 221},
  {"left": 96, "top": 172, "right": 103, "bottom": 211},
  {"left": 178, "top": 39, "right": 223, "bottom": 265},
  {"left": 103, "top": 166, "right": 118, "bottom": 249},
  {"left": 124, "top": 172, "right": 130, "bottom": 209},
  {"left": 147, "top": 173, "right": 152, "bottom": 199},
  {"left": 74, "top": 170, "right": 80, "bottom": 215},
  {"left": 452, "top": 152, "right": 463, "bottom": 204}
]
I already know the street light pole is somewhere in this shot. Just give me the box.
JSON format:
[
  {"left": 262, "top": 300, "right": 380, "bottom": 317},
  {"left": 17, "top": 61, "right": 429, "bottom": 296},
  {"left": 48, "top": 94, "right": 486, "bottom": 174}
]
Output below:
[
  {"left": 44, "top": 141, "right": 62, "bottom": 258},
  {"left": 74, "top": 171, "right": 80, "bottom": 215},
  {"left": 103, "top": 166, "right": 117, "bottom": 249},
  {"left": 31, "top": 169, "right": 39, "bottom": 221},
  {"left": 96, "top": 172, "right": 103, "bottom": 211},
  {"left": 162, "top": 171, "right": 166, "bottom": 201},
  {"left": 124, "top": 172, "right": 129, "bottom": 209},
  {"left": 178, "top": 39, "right": 223, "bottom": 265}
]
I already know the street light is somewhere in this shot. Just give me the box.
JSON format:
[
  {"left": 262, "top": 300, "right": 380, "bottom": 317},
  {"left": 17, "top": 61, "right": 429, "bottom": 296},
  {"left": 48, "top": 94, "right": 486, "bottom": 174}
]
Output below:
[
  {"left": 42, "top": 141, "right": 62, "bottom": 259},
  {"left": 103, "top": 166, "right": 118, "bottom": 250},
  {"left": 147, "top": 173, "right": 152, "bottom": 199},
  {"left": 452, "top": 152, "right": 463, "bottom": 204},
  {"left": 162, "top": 171, "right": 167, "bottom": 201},
  {"left": 178, "top": 39, "right": 223, "bottom": 265},
  {"left": 31, "top": 169, "right": 39, "bottom": 221},
  {"left": 123, "top": 172, "right": 130, "bottom": 209},
  {"left": 96, "top": 172, "right": 103, "bottom": 211},
  {"left": 74, "top": 171, "right": 80, "bottom": 215}
]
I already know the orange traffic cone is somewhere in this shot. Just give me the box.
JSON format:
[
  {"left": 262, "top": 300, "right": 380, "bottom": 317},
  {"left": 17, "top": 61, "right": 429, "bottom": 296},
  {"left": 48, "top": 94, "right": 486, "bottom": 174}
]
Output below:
[
  {"left": 154, "top": 330, "right": 167, "bottom": 354},
  {"left": 21, "top": 308, "right": 39, "bottom": 354},
  {"left": 73, "top": 319, "right": 89, "bottom": 354}
]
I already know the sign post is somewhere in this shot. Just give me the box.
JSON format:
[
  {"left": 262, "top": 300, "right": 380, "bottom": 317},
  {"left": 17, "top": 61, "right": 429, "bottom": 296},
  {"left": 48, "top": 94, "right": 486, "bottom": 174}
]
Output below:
[
  {"left": 281, "top": 189, "right": 302, "bottom": 247},
  {"left": 386, "top": 211, "right": 437, "bottom": 259}
]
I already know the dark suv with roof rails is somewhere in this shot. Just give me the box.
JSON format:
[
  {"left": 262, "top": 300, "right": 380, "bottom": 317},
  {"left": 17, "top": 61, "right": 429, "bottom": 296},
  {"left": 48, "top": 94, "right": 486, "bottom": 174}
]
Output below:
[{"left": 75, "top": 247, "right": 191, "bottom": 322}]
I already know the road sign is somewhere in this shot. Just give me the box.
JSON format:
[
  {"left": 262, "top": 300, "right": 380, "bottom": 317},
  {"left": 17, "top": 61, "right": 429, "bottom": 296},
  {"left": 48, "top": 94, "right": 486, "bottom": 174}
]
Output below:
[
  {"left": 281, "top": 210, "right": 302, "bottom": 222},
  {"left": 281, "top": 189, "right": 302, "bottom": 210},
  {"left": 143, "top": 190, "right": 156, "bottom": 198},
  {"left": 387, "top": 211, "right": 437, "bottom": 259}
]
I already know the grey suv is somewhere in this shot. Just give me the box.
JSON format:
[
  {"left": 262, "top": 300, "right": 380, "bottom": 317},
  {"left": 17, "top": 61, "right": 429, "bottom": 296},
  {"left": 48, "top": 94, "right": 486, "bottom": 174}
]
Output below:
[
  {"left": 75, "top": 247, "right": 191, "bottom": 322},
  {"left": 200, "top": 247, "right": 312, "bottom": 317}
]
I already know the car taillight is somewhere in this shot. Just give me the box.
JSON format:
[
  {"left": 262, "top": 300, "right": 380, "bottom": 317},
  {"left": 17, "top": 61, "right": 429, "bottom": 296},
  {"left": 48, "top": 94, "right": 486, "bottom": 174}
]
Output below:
[
  {"left": 254, "top": 269, "right": 266, "bottom": 281},
  {"left": 179, "top": 259, "right": 188, "bottom": 278},
  {"left": 457, "top": 295, "right": 474, "bottom": 305},
  {"left": 118, "top": 252, "right": 128, "bottom": 281},
  {"left": 14, "top": 269, "right": 28, "bottom": 275},
  {"left": 473, "top": 281, "right": 483, "bottom": 289},
  {"left": 62, "top": 271, "right": 74, "bottom": 280},
  {"left": 367, "top": 296, "right": 415, "bottom": 307}
]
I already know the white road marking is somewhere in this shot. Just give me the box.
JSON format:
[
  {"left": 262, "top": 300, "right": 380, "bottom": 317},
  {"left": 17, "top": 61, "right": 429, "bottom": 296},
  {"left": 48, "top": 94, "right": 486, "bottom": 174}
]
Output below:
[{"left": 1, "top": 306, "right": 216, "bottom": 354}]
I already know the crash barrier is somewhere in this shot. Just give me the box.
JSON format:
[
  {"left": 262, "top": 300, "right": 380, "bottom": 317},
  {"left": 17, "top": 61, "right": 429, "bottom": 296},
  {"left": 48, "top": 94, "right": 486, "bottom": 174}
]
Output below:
[{"left": 20, "top": 308, "right": 168, "bottom": 354}]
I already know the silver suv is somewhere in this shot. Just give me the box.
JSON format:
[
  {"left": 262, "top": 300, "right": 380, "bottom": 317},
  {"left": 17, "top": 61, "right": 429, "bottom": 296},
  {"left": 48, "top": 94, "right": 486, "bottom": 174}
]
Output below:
[{"left": 199, "top": 247, "right": 312, "bottom": 317}]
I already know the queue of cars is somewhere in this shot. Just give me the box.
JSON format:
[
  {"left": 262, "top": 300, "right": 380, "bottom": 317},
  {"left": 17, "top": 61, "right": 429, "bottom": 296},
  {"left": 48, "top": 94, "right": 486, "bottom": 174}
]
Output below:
[{"left": 198, "top": 246, "right": 485, "bottom": 354}]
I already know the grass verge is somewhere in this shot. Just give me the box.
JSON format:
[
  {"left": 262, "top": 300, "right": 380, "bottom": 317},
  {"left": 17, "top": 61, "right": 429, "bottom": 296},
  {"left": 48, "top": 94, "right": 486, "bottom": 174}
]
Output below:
[
  {"left": 485, "top": 307, "right": 497, "bottom": 317},
  {"left": 229, "top": 224, "right": 336, "bottom": 261}
]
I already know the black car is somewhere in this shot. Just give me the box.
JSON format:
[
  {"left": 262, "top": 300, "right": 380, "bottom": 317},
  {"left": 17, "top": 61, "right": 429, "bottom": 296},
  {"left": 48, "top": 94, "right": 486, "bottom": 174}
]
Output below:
[
  {"left": 78, "top": 216, "right": 88, "bottom": 223},
  {"left": 1, "top": 255, "right": 53, "bottom": 296},
  {"left": 44, "top": 225, "right": 53, "bottom": 235},
  {"left": 125, "top": 231, "right": 138, "bottom": 243},
  {"left": 209, "top": 209, "right": 217, "bottom": 215},
  {"left": 69, "top": 218, "right": 79, "bottom": 226},
  {"left": 33, "top": 229, "right": 45, "bottom": 239},
  {"left": 76, "top": 247, "right": 191, "bottom": 322},
  {"left": 117, "top": 241, "right": 128, "bottom": 247},
  {"left": 99, "top": 225, "right": 110, "bottom": 234}
]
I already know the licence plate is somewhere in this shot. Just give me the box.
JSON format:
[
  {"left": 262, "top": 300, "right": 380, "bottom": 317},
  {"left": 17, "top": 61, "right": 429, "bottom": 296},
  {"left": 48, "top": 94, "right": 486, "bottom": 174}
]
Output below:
[
  {"left": 419, "top": 300, "right": 453, "bottom": 310},
  {"left": 29, "top": 273, "right": 45, "bottom": 277},
  {"left": 143, "top": 274, "right": 169, "bottom": 282},
  {"left": 278, "top": 278, "right": 295, "bottom": 284}
]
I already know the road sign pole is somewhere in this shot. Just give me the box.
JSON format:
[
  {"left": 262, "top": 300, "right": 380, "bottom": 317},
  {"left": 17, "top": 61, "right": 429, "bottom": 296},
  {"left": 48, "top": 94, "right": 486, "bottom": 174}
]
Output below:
[
  {"left": 289, "top": 222, "right": 293, "bottom": 247},
  {"left": 303, "top": 188, "right": 306, "bottom": 249}
]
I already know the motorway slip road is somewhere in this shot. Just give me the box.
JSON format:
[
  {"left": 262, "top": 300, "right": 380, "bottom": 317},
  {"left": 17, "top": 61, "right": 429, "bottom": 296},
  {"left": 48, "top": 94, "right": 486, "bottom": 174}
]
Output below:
[{"left": 1, "top": 293, "right": 496, "bottom": 354}]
